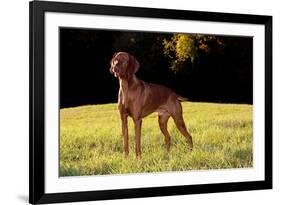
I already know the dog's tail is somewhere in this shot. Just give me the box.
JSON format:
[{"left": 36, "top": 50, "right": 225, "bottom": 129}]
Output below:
[{"left": 177, "top": 95, "right": 189, "bottom": 102}]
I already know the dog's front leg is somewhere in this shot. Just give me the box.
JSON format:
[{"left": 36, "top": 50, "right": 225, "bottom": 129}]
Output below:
[
  {"left": 118, "top": 89, "right": 129, "bottom": 156},
  {"left": 134, "top": 119, "right": 142, "bottom": 158},
  {"left": 121, "top": 113, "right": 129, "bottom": 156}
]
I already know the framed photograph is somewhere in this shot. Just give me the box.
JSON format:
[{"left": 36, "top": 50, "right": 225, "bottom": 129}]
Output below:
[{"left": 29, "top": 0, "right": 272, "bottom": 204}]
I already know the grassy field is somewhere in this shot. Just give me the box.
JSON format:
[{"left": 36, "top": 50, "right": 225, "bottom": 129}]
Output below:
[{"left": 60, "top": 102, "right": 252, "bottom": 176}]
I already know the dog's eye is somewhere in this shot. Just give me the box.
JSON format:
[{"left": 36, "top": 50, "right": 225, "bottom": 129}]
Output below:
[{"left": 114, "top": 60, "right": 119, "bottom": 65}]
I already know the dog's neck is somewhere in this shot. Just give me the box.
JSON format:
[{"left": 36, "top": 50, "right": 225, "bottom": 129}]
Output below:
[{"left": 118, "top": 75, "right": 139, "bottom": 89}]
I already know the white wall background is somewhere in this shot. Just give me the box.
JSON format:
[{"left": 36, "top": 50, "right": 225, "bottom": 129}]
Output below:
[{"left": 0, "top": 0, "right": 279, "bottom": 204}]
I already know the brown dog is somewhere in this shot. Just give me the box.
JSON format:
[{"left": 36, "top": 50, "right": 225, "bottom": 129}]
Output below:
[{"left": 110, "top": 52, "right": 193, "bottom": 157}]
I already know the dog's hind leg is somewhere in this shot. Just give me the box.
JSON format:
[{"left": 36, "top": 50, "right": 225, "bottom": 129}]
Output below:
[
  {"left": 158, "top": 111, "right": 172, "bottom": 151},
  {"left": 170, "top": 101, "right": 193, "bottom": 150}
]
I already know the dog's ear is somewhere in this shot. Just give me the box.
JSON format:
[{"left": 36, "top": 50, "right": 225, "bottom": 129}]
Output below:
[{"left": 127, "top": 54, "right": 140, "bottom": 78}]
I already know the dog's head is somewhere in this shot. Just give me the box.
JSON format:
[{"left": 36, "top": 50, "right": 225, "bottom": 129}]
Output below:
[{"left": 109, "top": 52, "right": 139, "bottom": 79}]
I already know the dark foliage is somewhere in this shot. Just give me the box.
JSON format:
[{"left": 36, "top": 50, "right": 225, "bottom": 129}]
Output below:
[{"left": 60, "top": 28, "right": 252, "bottom": 108}]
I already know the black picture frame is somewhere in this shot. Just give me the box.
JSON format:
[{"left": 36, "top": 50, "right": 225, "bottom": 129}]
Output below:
[{"left": 29, "top": 0, "right": 272, "bottom": 204}]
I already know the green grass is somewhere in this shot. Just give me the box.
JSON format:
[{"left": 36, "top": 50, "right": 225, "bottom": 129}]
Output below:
[{"left": 59, "top": 102, "right": 252, "bottom": 176}]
